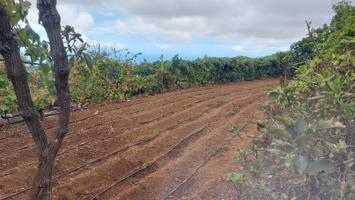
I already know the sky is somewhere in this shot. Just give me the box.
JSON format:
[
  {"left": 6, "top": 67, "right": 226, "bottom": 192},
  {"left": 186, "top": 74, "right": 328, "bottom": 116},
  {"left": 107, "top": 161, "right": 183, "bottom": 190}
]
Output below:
[{"left": 26, "top": 0, "right": 338, "bottom": 61}]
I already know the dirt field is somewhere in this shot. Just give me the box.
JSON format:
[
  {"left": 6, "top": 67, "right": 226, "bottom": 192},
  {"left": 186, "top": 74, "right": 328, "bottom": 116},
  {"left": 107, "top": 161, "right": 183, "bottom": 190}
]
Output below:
[{"left": 0, "top": 79, "right": 278, "bottom": 200}]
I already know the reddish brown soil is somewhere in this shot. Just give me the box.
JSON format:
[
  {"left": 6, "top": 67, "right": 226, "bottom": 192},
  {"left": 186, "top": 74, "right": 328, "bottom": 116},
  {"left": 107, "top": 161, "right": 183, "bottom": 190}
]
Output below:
[{"left": 0, "top": 79, "right": 278, "bottom": 200}]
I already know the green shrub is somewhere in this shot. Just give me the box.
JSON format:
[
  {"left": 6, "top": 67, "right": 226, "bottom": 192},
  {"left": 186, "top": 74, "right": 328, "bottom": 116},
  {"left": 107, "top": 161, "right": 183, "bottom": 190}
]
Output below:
[{"left": 229, "top": 2, "right": 355, "bottom": 199}]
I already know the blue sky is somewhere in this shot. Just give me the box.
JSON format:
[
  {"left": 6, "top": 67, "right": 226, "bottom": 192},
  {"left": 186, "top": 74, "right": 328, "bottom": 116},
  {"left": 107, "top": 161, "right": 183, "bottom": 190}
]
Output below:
[{"left": 27, "top": 0, "right": 337, "bottom": 61}]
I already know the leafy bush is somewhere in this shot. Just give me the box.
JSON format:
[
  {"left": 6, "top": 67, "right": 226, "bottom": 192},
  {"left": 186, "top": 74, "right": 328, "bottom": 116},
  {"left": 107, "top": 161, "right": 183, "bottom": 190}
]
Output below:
[
  {"left": 228, "top": 2, "right": 354, "bottom": 199},
  {"left": 0, "top": 63, "right": 17, "bottom": 115}
]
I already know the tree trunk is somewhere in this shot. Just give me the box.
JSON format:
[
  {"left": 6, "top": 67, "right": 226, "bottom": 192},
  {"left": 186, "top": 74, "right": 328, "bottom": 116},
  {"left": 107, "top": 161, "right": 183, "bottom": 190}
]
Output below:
[
  {"left": 0, "top": 1, "right": 70, "bottom": 199},
  {"left": 30, "top": 1, "right": 71, "bottom": 199},
  {"left": 0, "top": 3, "right": 48, "bottom": 155},
  {"left": 37, "top": 0, "right": 70, "bottom": 135},
  {"left": 30, "top": 141, "right": 63, "bottom": 200}
]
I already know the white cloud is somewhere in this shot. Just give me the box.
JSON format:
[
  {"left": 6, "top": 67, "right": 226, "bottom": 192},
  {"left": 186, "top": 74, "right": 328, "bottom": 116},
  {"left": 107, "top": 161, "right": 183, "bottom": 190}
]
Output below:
[
  {"left": 26, "top": 0, "right": 342, "bottom": 54},
  {"left": 111, "top": 17, "right": 192, "bottom": 43},
  {"left": 231, "top": 45, "right": 244, "bottom": 52},
  {"left": 155, "top": 44, "right": 172, "bottom": 50},
  {"left": 115, "top": 20, "right": 128, "bottom": 31},
  {"left": 71, "top": 0, "right": 335, "bottom": 47},
  {"left": 76, "top": 12, "right": 95, "bottom": 30},
  {"left": 27, "top": 0, "right": 95, "bottom": 33},
  {"left": 57, "top": 5, "right": 95, "bottom": 32}
]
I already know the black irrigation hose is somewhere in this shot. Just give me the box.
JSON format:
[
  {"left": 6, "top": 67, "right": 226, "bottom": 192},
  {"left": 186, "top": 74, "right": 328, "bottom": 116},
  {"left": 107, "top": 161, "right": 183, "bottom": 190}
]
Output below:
[
  {"left": 3, "top": 89, "right": 242, "bottom": 176},
  {"left": 161, "top": 111, "right": 256, "bottom": 200},
  {"left": 1, "top": 125, "right": 209, "bottom": 200},
  {"left": 1, "top": 90, "right": 204, "bottom": 138},
  {"left": 90, "top": 100, "right": 262, "bottom": 200},
  {"left": 0, "top": 84, "right": 219, "bottom": 131},
  {"left": 0, "top": 89, "right": 249, "bottom": 187},
  {"left": 0, "top": 87, "right": 245, "bottom": 156},
  {"left": 0, "top": 90, "right": 267, "bottom": 200},
  {"left": 1, "top": 92, "right": 262, "bottom": 177},
  {"left": 0, "top": 83, "right": 262, "bottom": 140},
  {"left": 90, "top": 125, "right": 209, "bottom": 200},
  {"left": 0, "top": 92, "right": 231, "bottom": 200},
  {"left": 0, "top": 86, "right": 216, "bottom": 141},
  {"left": 0, "top": 90, "right": 248, "bottom": 199},
  {"left": 55, "top": 106, "right": 213, "bottom": 179}
]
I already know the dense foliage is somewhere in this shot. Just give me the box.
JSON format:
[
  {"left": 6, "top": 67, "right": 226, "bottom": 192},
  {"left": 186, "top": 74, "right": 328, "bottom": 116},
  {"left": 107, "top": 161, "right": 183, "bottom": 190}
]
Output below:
[
  {"left": 227, "top": 2, "right": 354, "bottom": 199},
  {"left": 68, "top": 50, "right": 286, "bottom": 103}
]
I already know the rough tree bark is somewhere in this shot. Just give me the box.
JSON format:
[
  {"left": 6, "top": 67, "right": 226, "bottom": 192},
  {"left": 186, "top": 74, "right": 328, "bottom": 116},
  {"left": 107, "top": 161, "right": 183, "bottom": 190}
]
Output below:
[{"left": 0, "top": 1, "right": 70, "bottom": 199}]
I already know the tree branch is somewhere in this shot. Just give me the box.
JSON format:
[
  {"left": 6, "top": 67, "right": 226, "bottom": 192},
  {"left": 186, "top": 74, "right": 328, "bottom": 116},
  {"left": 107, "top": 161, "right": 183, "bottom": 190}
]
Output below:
[{"left": 37, "top": 0, "right": 70, "bottom": 142}]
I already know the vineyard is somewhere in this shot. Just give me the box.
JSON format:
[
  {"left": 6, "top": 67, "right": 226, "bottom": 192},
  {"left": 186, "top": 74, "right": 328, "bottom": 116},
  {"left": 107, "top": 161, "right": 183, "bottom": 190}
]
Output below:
[
  {"left": 1, "top": 44, "right": 286, "bottom": 120},
  {"left": 0, "top": 0, "right": 354, "bottom": 200}
]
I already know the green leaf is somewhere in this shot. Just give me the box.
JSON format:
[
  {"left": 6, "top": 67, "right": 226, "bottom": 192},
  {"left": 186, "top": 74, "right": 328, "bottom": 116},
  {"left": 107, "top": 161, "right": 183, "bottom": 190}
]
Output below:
[
  {"left": 255, "top": 120, "right": 266, "bottom": 129},
  {"left": 83, "top": 53, "right": 93, "bottom": 69},
  {"left": 39, "top": 64, "right": 50, "bottom": 75},
  {"left": 286, "top": 116, "right": 308, "bottom": 138},
  {"left": 226, "top": 172, "right": 245, "bottom": 184},
  {"left": 294, "top": 133, "right": 315, "bottom": 146},
  {"left": 19, "top": 1, "right": 31, "bottom": 19},
  {"left": 294, "top": 155, "right": 308, "bottom": 173},
  {"left": 268, "top": 148, "right": 283, "bottom": 155},
  {"left": 306, "top": 159, "right": 335, "bottom": 175},
  {"left": 271, "top": 138, "right": 285, "bottom": 146},
  {"left": 269, "top": 126, "right": 291, "bottom": 139},
  {"left": 46, "top": 80, "right": 56, "bottom": 96},
  {"left": 312, "top": 119, "right": 345, "bottom": 130}
]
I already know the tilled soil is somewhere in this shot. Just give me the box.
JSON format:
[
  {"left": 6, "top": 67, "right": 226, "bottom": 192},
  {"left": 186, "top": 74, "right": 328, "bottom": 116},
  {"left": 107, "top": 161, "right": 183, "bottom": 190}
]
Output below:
[{"left": 0, "top": 79, "right": 278, "bottom": 200}]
